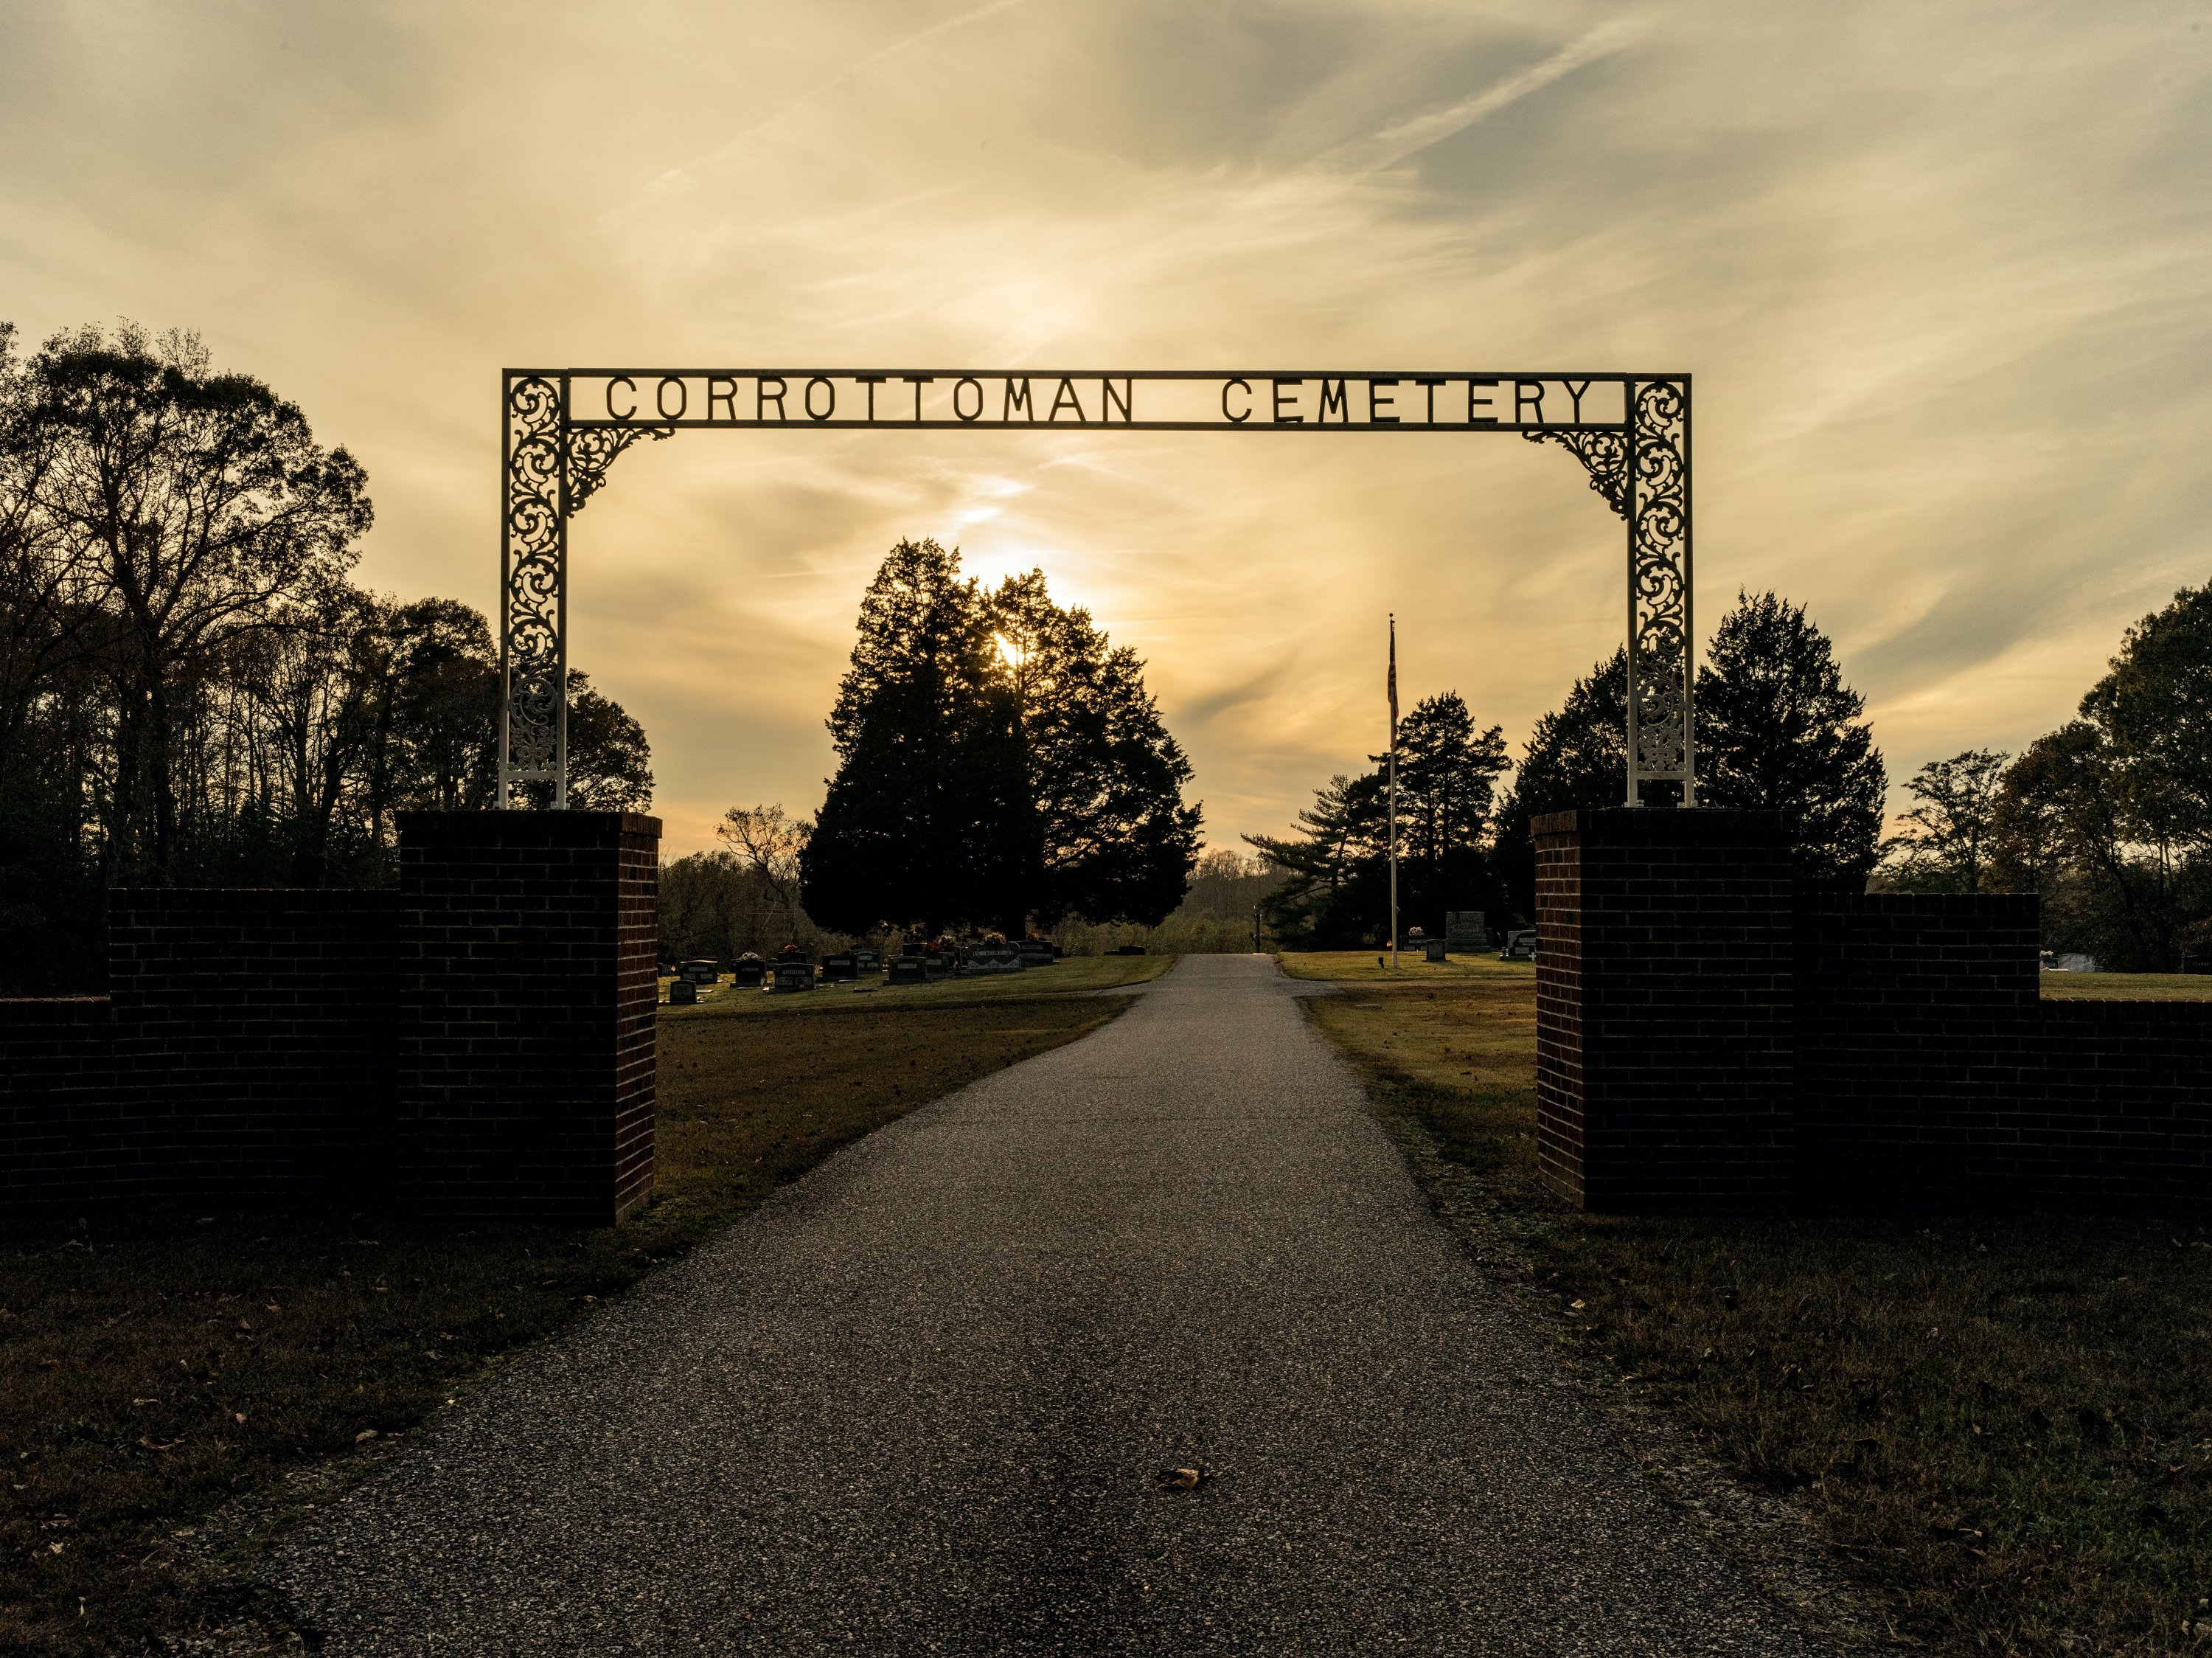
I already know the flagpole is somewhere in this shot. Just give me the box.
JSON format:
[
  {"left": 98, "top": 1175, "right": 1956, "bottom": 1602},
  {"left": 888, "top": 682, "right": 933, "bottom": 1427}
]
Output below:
[{"left": 1388, "top": 614, "right": 1399, "bottom": 973}]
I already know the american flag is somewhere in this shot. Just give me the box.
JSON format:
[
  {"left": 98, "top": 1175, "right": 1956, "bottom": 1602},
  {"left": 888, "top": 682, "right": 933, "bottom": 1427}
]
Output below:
[{"left": 1387, "top": 614, "right": 1397, "bottom": 732}]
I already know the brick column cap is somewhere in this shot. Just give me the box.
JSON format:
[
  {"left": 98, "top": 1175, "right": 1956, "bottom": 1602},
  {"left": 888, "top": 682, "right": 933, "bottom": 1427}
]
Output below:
[
  {"left": 1531, "top": 806, "right": 1784, "bottom": 848},
  {"left": 396, "top": 809, "right": 663, "bottom": 844}
]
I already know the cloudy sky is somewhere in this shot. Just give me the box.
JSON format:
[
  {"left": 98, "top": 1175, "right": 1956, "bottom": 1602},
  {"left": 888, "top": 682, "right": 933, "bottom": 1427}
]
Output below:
[{"left": 4, "top": 1, "right": 2207, "bottom": 854}]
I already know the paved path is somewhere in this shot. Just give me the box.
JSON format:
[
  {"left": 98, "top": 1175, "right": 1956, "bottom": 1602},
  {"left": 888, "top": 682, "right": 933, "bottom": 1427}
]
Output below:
[{"left": 271, "top": 956, "right": 1824, "bottom": 1655}]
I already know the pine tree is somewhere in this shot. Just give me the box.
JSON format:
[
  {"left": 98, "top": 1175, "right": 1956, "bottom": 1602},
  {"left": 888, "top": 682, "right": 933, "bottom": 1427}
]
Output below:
[
  {"left": 1495, "top": 594, "right": 1886, "bottom": 916},
  {"left": 1247, "top": 691, "right": 1506, "bottom": 946},
  {"left": 989, "top": 570, "right": 1200, "bottom": 929},
  {"left": 800, "top": 538, "right": 1008, "bottom": 934},
  {"left": 1694, "top": 590, "right": 1885, "bottom": 888},
  {"left": 800, "top": 545, "right": 1198, "bottom": 935},
  {"left": 1491, "top": 648, "right": 1632, "bottom": 919}
]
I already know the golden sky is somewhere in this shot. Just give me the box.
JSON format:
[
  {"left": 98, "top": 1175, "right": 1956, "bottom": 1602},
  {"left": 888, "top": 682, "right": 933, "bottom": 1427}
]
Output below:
[{"left": 4, "top": 2, "right": 2207, "bottom": 855}]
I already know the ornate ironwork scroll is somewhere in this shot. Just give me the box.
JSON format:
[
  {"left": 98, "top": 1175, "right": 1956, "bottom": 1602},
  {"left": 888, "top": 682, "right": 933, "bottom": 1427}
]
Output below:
[
  {"left": 499, "top": 367, "right": 1692, "bottom": 808},
  {"left": 500, "top": 374, "right": 566, "bottom": 806},
  {"left": 498, "top": 375, "right": 671, "bottom": 806},
  {"left": 1526, "top": 378, "right": 1693, "bottom": 805}
]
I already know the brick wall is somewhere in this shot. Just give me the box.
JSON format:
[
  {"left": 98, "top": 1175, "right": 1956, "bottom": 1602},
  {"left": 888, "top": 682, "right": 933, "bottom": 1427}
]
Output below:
[
  {"left": 1, "top": 813, "right": 661, "bottom": 1223},
  {"left": 1, "top": 890, "right": 396, "bottom": 1208},
  {"left": 1792, "top": 894, "right": 2039, "bottom": 1207},
  {"left": 0, "top": 997, "right": 122, "bottom": 1208},
  {"left": 397, "top": 811, "right": 660, "bottom": 1226},
  {"left": 2030, "top": 1002, "right": 2212, "bottom": 1204},
  {"left": 1533, "top": 808, "right": 1796, "bottom": 1213},
  {"left": 1794, "top": 895, "right": 2212, "bottom": 1210},
  {"left": 1534, "top": 814, "right": 2212, "bottom": 1214}
]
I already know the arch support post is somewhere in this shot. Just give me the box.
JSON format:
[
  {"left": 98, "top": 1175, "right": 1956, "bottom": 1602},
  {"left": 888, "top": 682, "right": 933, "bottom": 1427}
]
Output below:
[
  {"left": 498, "top": 371, "right": 670, "bottom": 808},
  {"left": 1624, "top": 378, "right": 1694, "bottom": 806}
]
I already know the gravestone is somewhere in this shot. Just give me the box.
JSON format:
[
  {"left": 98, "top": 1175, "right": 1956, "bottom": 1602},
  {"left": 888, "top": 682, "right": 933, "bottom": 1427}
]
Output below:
[
  {"left": 1110, "top": 944, "right": 1147, "bottom": 956},
  {"left": 768, "top": 961, "right": 814, "bottom": 993},
  {"left": 1445, "top": 910, "right": 1489, "bottom": 952},
  {"left": 2183, "top": 954, "right": 2210, "bottom": 976},
  {"left": 821, "top": 953, "right": 858, "bottom": 983},
  {"left": 922, "top": 954, "right": 952, "bottom": 981},
  {"left": 732, "top": 957, "right": 765, "bottom": 987},
  {"left": 1500, "top": 929, "right": 1538, "bottom": 961},
  {"left": 963, "top": 943, "right": 1023, "bottom": 975},
  {"left": 678, "top": 960, "right": 717, "bottom": 985},
  {"left": 887, "top": 957, "right": 928, "bottom": 986},
  {"left": 1423, "top": 938, "right": 1448, "bottom": 963},
  {"left": 667, "top": 978, "right": 698, "bottom": 1005},
  {"left": 853, "top": 948, "right": 881, "bottom": 974},
  {"left": 1018, "top": 940, "right": 1054, "bottom": 966}
]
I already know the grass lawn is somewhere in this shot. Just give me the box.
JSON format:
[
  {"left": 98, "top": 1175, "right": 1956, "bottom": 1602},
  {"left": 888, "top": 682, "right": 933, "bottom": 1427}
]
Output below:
[
  {"left": 0, "top": 973, "right": 1141, "bottom": 1654},
  {"left": 689, "top": 950, "right": 1172, "bottom": 1008},
  {"left": 2038, "top": 971, "right": 2212, "bottom": 1001},
  {"left": 1289, "top": 952, "right": 2212, "bottom": 1657}
]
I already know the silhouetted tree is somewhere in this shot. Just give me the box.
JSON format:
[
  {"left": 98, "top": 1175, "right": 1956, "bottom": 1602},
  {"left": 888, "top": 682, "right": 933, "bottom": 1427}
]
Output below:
[
  {"left": 801, "top": 542, "right": 1198, "bottom": 936},
  {"left": 1495, "top": 594, "right": 1885, "bottom": 917},
  {"left": 0, "top": 319, "right": 654, "bottom": 990},
  {"left": 1879, "top": 749, "right": 2009, "bottom": 892},
  {"left": 990, "top": 569, "right": 1200, "bottom": 931},
  {"left": 1984, "top": 582, "right": 2212, "bottom": 968},
  {"left": 30, "top": 322, "right": 372, "bottom": 881},
  {"left": 1491, "top": 648, "right": 1631, "bottom": 920},
  {"left": 1696, "top": 590, "right": 1885, "bottom": 888},
  {"left": 1248, "top": 690, "right": 1506, "bottom": 947},
  {"left": 801, "top": 538, "right": 1012, "bottom": 934}
]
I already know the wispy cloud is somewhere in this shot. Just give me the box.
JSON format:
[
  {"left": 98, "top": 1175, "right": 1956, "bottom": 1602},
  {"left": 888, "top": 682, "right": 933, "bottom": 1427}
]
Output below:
[
  {"left": 4, "top": 2, "right": 2205, "bottom": 851},
  {"left": 1324, "top": 18, "right": 1649, "bottom": 174},
  {"left": 636, "top": 0, "right": 1034, "bottom": 204}
]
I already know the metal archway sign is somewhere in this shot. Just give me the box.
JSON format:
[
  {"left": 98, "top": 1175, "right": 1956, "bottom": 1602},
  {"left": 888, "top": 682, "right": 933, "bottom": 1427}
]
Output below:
[{"left": 498, "top": 368, "right": 1692, "bottom": 808}]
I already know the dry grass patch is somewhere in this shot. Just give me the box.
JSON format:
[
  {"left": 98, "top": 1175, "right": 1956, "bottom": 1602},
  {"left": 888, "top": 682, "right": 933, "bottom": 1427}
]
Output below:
[
  {"left": 0, "top": 987, "right": 1126, "bottom": 1654},
  {"left": 2038, "top": 972, "right": 2212, "bottom": 1002},
  {"left": 1298, "top": 962, "right": 2212, "bottom": 1657}
]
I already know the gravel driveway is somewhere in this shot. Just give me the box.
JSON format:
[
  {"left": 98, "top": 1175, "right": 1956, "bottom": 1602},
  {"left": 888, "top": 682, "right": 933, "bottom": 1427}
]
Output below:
[{"left": 268, "top": 954, "right": 1826, "bottom": 1655}]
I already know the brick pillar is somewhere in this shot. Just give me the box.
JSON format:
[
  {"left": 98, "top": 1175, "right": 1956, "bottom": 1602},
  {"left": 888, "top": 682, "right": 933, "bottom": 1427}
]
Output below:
[
  {"left": 397, "top": 811, "right": 659, "bottom": 1225},
  {"left": 1533, "top": 808, "right": 1794, "bottom": 1213}
]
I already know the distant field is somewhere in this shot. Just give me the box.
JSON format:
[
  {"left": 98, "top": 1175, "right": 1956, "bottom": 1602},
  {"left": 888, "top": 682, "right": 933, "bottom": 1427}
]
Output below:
[
  {"left": 1292, "top": 954, "right": 2212, "bottom": 1657},
  {"left": 1278, "top": 949, "right": 2212, "bottom": 1002},
  {"left": 2039, "top": 971, "right": 2212, "bottom": 1001}
]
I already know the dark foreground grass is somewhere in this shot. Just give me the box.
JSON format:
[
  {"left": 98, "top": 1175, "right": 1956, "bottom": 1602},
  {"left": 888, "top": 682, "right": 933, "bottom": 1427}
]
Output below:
[
  {"left": 0, "top": 987, "right": 1126, "bottom": 1654},
  {"left": 1295, "top": 961, "right": 2212, "bottom": 1657}
]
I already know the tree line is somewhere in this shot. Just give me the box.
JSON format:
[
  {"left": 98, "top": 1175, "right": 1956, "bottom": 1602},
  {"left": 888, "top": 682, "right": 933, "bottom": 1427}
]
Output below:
[
  {"left": 1254, "top": 591, "right": 1888, "bottom": 947},
  {"left": 1880, "top": 581, "right": 2211, "bottom": 970},
  {"left": 0, "top": 322, "right": 650, "bottom": 992}
]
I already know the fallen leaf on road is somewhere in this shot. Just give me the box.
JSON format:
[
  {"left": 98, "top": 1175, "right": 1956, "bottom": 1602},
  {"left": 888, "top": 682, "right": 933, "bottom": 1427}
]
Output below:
[
  {"left": 355, "top": 1429, "right": 378, "bottom": 1443},
  {"left": 1154, "top": 1466, "right": 1211, "bottom": 1492}
]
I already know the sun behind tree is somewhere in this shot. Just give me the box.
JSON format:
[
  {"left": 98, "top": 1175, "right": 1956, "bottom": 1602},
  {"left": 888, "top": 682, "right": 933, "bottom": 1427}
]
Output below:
[{"left": 799, "top": 539, "right": 1200, "bottom": 937}]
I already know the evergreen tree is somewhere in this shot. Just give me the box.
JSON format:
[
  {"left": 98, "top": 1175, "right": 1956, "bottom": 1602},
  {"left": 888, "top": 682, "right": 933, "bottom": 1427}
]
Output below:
[
  {"left": 990, "top": 569, "right": 1200, "bottom": 931},
  {"left": 800, "top": 544, "right": 1195, "bottom": 936},
  {"left": 1243, "top": 771, "right": 1391, "bottom": 947},
  {"left": 1695, "top": 590, "right": 1885, "bottom": 888},
  {"left": 1491, "top": 648, "right": 1631, "bottom": 920},
  {"left": 1246, "top": 690, "right": 1506, "bottom": 947},
  {"left": 801, "top": 538, "right": 1008, "bottom": 934},
  {"left": 1495, "top": 593, "right": 1885, "bottom": 917}
]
